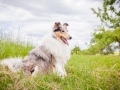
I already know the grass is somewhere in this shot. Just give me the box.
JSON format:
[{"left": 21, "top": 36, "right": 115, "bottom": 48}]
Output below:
[
  {"left": 0, "top": 34, "right": 120, "bottom": 90},
  {"left": 0, "top": 30, "right": 33, "bottom": 59},
  {"left": 0, "top": 40, "right": 33, "bottom": 59}
]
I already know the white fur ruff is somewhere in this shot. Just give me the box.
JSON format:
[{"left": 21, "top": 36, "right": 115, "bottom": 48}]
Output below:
[
  {"left": 0, "top": 33, "right": 71, "bottom": 77},
  {"left": 41, "top": 34, "right": 71, "bottom": 77}
]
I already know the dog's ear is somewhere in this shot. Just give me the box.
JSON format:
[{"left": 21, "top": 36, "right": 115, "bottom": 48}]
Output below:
[
  {"left": 63, "top": 23, "right": 69, "bottom": 26},
  {"left": 63, "top": 23, "right": 69, "bottom": 29},
  {"left": 53, "top": 22, "right": 61, "bottom": 32},
  {"left": 54, "top": 22, "right": 61, "bottom": 28}
]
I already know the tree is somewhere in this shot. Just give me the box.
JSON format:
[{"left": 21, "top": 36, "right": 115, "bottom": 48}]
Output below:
[
  {"left": 88, "top": 27, "right": 114, "bottom": 54},
  {"left": 91, "top": 0, "right": 120, "bottom": 55},
  {"left": 72, "top": 45, "right": 81, "bottom": 55},
  {"left": 91, "top": 0, "right": 120, "bottom": 28}
]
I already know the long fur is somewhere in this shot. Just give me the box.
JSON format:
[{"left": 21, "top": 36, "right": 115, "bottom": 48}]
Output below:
[
  {"left": 0, "top": 22, "right": 71, "bottom": 78},
  {"left": 1, "top": 57, "right": 22, "bottom": 72}
]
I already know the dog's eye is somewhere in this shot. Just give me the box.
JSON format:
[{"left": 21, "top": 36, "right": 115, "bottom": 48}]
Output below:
[{"left": 61, "top": 30, "right": 64, "bottom": 32}]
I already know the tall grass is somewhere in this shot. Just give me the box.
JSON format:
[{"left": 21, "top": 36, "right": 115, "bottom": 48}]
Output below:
[
  {"left": 0, "top": 30, "right": 120, "bottom": 90},
  {"left": 0, "top": 40, "right": 33, "bottom": 59},
  {"left": 0, "top": 30, "right": 34, "bottom": 59}
]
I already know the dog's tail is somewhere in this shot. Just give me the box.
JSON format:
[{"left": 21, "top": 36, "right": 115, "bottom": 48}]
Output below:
[{"left": 0, "top": 57, "right": 23, "bottom": 72}]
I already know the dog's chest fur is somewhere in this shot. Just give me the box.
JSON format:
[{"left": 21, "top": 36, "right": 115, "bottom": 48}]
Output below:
[{"left": 41, "top": 34, "right": 71, "bottom": 64}]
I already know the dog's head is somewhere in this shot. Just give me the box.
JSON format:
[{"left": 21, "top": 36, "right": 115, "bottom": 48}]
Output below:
[{"left": 53, "top": 22, "right": 72, "bottom": 46}]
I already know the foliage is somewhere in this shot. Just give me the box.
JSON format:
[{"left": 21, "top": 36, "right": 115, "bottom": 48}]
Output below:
[
  {"left": 90, "top": 0, "right": 120, "bottom": 55},
  {"left": 88, "top": 27, "right": 115, "bottom": 54},
  {"left": 91, "top": 0, "right": 120, "bottom": 28},
  {"left": 112, "top": 28, "right": 120, "bottom": 44}
]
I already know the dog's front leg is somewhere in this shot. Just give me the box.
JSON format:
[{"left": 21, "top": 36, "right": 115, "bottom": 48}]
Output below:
[
  {"left": 62, "top": 66, "right": 67, "bottom": 77},
  {"left": 54, "top": 63, "right": 66, "bottom": 78}
]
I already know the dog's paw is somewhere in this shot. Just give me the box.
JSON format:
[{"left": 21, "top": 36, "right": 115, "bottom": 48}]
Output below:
[{"left": 57, "top": 72, "right": 67, "bottom": 79}]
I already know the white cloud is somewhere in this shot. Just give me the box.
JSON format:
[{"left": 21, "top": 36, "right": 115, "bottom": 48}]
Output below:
[{"left": 0, "top": 0, "right": 103, "bottom": 49}]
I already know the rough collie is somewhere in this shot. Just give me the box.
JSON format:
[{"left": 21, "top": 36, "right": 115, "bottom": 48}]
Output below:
[{"left": 1, "top": 22, "right": 72, "bottom": 78}]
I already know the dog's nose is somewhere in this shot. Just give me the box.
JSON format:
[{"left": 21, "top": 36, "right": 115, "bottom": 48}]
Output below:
[{"left": 69, "top": 36, "right": 72, "bottom": 40}]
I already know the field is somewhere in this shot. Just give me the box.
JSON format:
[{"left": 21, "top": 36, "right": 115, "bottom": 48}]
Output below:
[{"left": 0, "top": 41, "right": 120, "bottom": 90}]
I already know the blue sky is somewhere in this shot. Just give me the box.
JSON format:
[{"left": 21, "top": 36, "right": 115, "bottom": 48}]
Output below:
[{"left": 0, "top": 0, "right": 103, "bottom": 49}]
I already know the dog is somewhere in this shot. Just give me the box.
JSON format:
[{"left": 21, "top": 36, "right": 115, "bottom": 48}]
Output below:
[{"left": 0, "top": 22, "right": 72, "bottom": 78}]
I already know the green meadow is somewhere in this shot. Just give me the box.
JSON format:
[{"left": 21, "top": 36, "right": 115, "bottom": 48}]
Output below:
[{"left": 0, "top": 39, "right": 120, "bottom": 90}]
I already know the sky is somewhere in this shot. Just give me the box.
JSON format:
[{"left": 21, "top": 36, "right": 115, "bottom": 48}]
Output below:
[{"left": 0, "top": 0, "right": 103, "bottom": 49}]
